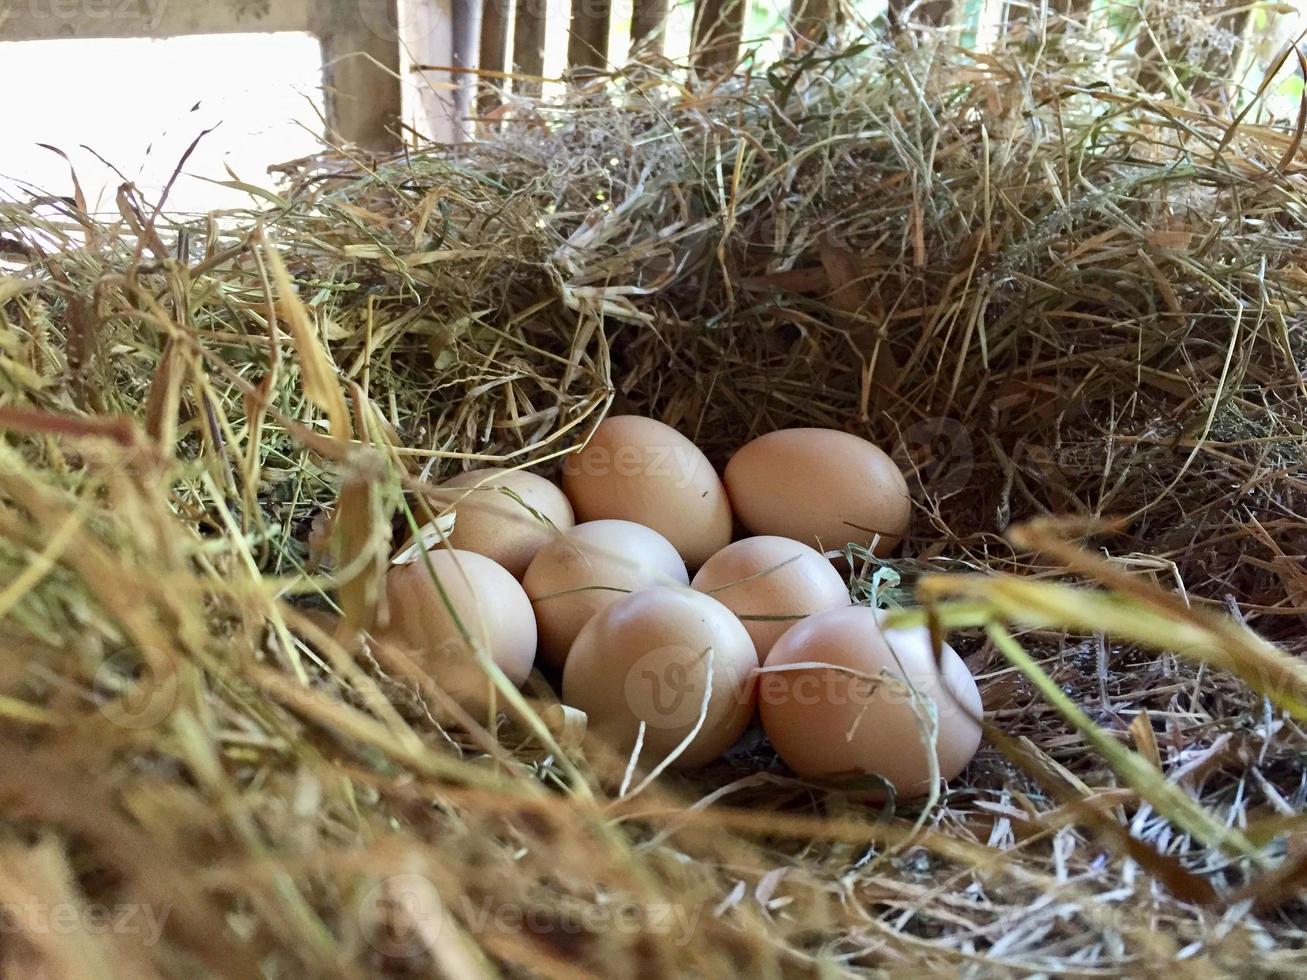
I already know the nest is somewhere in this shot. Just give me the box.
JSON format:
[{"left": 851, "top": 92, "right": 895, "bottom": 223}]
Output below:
[{"left": 1, "top": 24, "right": 1307, "bottom": 977}]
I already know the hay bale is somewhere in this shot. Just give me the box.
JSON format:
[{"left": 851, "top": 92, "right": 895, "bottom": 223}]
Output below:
[{"left": 0, "top": 27, "right": 1305, "bottom": 977}]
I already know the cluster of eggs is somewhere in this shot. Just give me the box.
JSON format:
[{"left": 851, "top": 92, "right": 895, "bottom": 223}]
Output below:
[{"left": 374, "top": 416, "right": 982, "bottom": 798}]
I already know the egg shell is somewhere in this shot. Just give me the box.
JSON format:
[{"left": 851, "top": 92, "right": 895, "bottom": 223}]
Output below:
[
  {"left": 691, "top": 536, "right": 850, "bottom": 661},
  {"left": 562, "top": 586, "right": 758, "bottom": 770},
  {"left": 561, "top": 415, "right": 732, "bottom": 568},
  {"left": 433, "top": 467, "right": 575, "bottom": 579},
  {"left": 758, "top": 605, "right": 981, "bottom": 797},
  {"left": 523, "top": 520, "right": 688, "bottom": 670},
  {"left": 723, "top": 428, "right": 911, "bottom": 555},
  {"left": 378, "top": 549, "right": 537, "bottom": 709}
]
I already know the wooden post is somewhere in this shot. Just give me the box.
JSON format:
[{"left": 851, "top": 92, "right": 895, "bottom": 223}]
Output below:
[
  {"left": 568, "top": 0, "right": 612, "bottom": 72},
  {"left": 513, "top": 0, "right": 548, "bottom": 96},
  {"left": 405, "top": 0, "right": 462, "bottom": 143},
  {"left": 449, "top": 0, "right": 481, "bottom": 135},
  {"left": 789, "top": 0, "right": 838, "bottom": 47},
  {"left": 691, "top": 0, "right": 744, "bottom": 74},
  {"left": 888, "top": 0, "right": 954, "bottom": 26},
  {"left": 314, "top": 0, "right": 403, "bottom": 151},
  {"left": 479, "top": 0, "right": 512, "bottom": 113},
  {"left": 632, "top": 0, "right": 668, "bottom": 55}
]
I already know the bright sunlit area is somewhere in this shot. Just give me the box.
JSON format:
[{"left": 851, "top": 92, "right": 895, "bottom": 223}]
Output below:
[{"left": 0, "top": 32, "right": 326, "bottom": 215}]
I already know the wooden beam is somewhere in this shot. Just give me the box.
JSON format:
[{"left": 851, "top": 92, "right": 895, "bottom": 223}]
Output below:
[
  {"left": 631, "top": 0, "right": 668, "bottom": 55},
  {"left": 315, "top": 0, "right": 403, "bottom": 151},
  {"left": 0, "top": 0, "right": 310, "bottom": 40},
  {"left": 478, "top": 0, "right": 512, "bottom": 113},
  {"left": 568, "top": 0, "right": 611, "bottom": 72},
  {"left": 691, "top": 0, "right": 744, "bottom": 74},
  {"left": 512, "top": 0, "right": 547, "bottom": 96}
]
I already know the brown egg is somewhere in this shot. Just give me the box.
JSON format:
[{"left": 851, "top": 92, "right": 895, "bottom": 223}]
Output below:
[
  {"left": 377, "top": 549, "right": 537, "bottom": 708},
  {"left": 562, "top": 587, "right": 757, "bottom": 770},
  {"left": 561, "top": 415, "right": 732, "bottom": 568},
  {"left": 723, "top": 428, "right": 911, "bottom": 555},
  {"left": 433, "top": 467, "right": 575, "bottom": 579},
  {"left": 523, "top": 520, "right": 688, "bottom": 669},
  {"left": 691, "top": 536, "right": 850, "bottom": 661},
  {"left": 758, "top": 606, "right": 981, "bottom": 797}
]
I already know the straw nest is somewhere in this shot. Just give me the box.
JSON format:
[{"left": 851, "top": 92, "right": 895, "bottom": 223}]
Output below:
[{"left": 2, "top": 23, "right": 1307, "bottom": 978}]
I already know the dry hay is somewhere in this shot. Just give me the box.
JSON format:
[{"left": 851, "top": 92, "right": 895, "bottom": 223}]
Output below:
[{"left": 1, "top": 21, "right": 1307, "bottom": 979}]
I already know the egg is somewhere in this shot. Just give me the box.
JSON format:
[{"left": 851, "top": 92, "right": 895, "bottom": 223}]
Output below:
[
  {"left": 723, "top": 428, "right": 911, "bottom": 555},
  {"left": 377, "top": 549, "right": 537, "bottom": 708},
  {"left": 758, "top": 605, "right": 981, "bottom": 797},
  {"left": 562, "top": 587, "right": 757, "bottom": 770},
  {"left": 691, "top": 536, "right": 850, "bottom": 661},
  {"left": 561, "top": 415, "right": 732, "bottom": 568},
  {"left": 432, "top": 467, "right": 575, "bottom": 579},
  {"left": 523, "top": 520, "right": 688, "bottom": 669}
]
